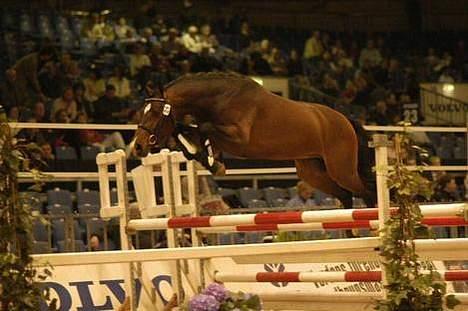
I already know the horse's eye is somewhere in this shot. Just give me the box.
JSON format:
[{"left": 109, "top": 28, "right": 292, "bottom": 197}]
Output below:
[{"left": 143, "top": 103, "right": 152, "bottom": 115}]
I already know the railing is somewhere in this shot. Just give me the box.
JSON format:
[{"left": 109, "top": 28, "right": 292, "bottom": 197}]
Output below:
[
  {"left": 9, "top": 122, "right": 468, "bottom": 132},
  {"left": 11, "top": 122, "right": 467, "bottom": 190},
  {"left": 420, "top": 85, "right": 468, "bottom": 126}
]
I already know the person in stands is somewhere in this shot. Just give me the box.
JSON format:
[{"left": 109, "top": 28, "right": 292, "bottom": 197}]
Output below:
[
  {"left": 433, "top": 174, "right": 460, "bottom": 202},
  {"left": 76, "top": 112, "right": 127, "bottom": 152},
  {"left": 89, "top": 234, "right": 102, "bottom": 251},
  {"left": 287, "top": 181, "right": 317, "bottom": 208}
]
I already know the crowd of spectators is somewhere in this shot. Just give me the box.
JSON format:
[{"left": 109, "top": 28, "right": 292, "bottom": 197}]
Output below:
[{"left": 0, "top": 4, "right": 466, "bottom": 174}]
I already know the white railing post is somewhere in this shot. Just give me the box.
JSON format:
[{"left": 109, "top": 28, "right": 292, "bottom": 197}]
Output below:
[
  {"left": 97, "top": 150, "right": 136, "bottom": 310},
  {"left": 185, "top": 157, "right": 205, "bottom": 291},
  {"left": 371, "top": 134, "right": 391, "bottom": 300},
  {"left": 164, "top": 152, "right": 185, "bottom": 305}
]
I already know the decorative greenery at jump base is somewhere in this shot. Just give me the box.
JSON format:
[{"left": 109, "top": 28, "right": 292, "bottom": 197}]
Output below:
[
  {"left": 0, "top": 106, "right": 55, "bottom": 310},
  {"left": 375, "top": 132, "right": 458, "bottom": 311}
]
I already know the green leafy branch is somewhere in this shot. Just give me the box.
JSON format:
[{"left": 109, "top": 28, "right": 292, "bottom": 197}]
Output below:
[
  {"left": 375, "top": 132, "right": 459, "bottom": 311},
  {"left": 0, "top": 108, "right": 56, "bottom": 311}
]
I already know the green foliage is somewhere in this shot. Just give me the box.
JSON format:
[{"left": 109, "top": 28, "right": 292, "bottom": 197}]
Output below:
[
  {"left": 0, "top": 109, "right": 55, "bottom": 310},
  {"left": 374, "top": 132, "right": 459, "bottom": 311}
]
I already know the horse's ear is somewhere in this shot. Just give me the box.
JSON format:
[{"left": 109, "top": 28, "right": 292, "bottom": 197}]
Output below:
[
  {"left": 158, "top": 83, "right": 165, "bottom": 98},
  {"left": 145, "top": 81, "right": 155, "bottom": 97}
]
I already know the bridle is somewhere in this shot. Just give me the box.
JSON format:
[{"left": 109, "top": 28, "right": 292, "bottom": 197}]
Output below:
[{"left": 137, "top": 97, "right": 176, "bottom": 146}]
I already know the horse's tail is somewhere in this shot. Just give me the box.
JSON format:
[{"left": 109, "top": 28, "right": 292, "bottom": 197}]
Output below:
[{"left": 348, "top": 119, "right": 376, "bottom": 193}]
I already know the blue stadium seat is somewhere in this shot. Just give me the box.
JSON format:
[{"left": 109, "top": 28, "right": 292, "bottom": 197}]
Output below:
[
  {"left": 84, "top": 218, "right": 106, "bottom": 237},
  {"left": 233, "top": 233, "right": 245, "bottom": 244},
  {"left": 436, "top": 146, "right": 452, "bottom": 159},
  {"left": 19, "top": 14, "right": 32, "bottom": 34},
  {"left": 238, "top": 187, "right": 263, "bottom": 207},
  {"left": 218, "top": 234, "right": 232, "bottom": 245},
  {"left": 453, "top": 146, "right": 466, "bottom": 159},
  {"left": 57, "top": 240, "right": 86, "bottom": 253},
  {"left": 52, "top": 219, "right": 82, "bottom": 242},
  {"left": 247, "top": 199, "right": 268, "bottom": 208},
  {"left": 47, "top": 203, "right": 73, "bottom": 215},
  {"left": 33, "top": 219, "right": 49, "bottom": 242},
  {"left": 56, "top": 15, "right": 70, "bottom": 31},
  {"left": 71, "top": 17, "right": 83, "bottom": 35},
  {"left": 272, "top": 197, "right": 288, "bottom": 207},
  {"left": 60, "top": 33, "right": 75, "bottom": 51},
  {"left": 76, "top": 189, "right": 100, "bottom": 206},
  {"left": 80, "top": 38, "right": 97, "bottom": 56},
  {"left": 287, "top": 186, "right": 297, "bottom": 198},
  {"left": 455, "top": 136, "right": 466, "bottom": 150},
  {"left": 245, "top": 232, "right": 263, "bottom": 244},
  {"left": 1, "top": 11, "right": 16, "bottom": 29},
  {"left": 320, "top": 197, "right": 337, "bottom": 209},
  {"left": 52, "top": 219, "right": 66, "bottom": 242},
  {"left": 327, "top": 230, "right": 341, "bottom": 239},
  {"left": 78, "top": 203, "right": 100, "bottom": 215},
  {"left": 80, "top": 145, "right": 100, "bottom": 160},
  {"left": 263, "top": 187, "right": 287, "bottom": 206},
  {"left": 47, "top": 188, "right": 73, "bottom": 207}
]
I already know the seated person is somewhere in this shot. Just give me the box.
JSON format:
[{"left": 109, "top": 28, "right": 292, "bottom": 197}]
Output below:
[
  {"left": 432, "top": 174, "right": 460, "bottom": 202},
  {"left": 287, "top": 181, "right": 319, "bottom": 208},
  {"left": 93, "top": 84, "right": 129, "bottom": 124},
  {"left": 424, "top": 156, "right": 445, "bottom": 181},
  {"left": 76, "top": 112, "right": 128, "bottom": 153},
  {"left": 89, "top": 234, "right": 102, "bottom": 251}
]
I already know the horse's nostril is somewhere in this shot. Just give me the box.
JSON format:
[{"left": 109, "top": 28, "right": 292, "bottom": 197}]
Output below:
[{"left": 135, "top": 143, "right": 142, "bottom": 152}]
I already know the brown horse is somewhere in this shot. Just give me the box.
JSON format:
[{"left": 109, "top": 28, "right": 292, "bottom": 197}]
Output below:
[{"left": 133, "top": 72, "right": 376, "bottom": 209}]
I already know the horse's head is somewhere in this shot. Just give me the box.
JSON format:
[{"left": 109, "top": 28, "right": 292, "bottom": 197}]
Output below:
[{"left": 133, "top": 95, "right": 176, "bottom": 157}]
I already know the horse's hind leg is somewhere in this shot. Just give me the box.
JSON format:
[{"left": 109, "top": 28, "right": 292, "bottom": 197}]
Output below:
[
  {"left": 322, "top": 143, "right": 374, "bottom": 205},
  {"left": 295, "top": 159, "right": 354, "bottom": 209}
]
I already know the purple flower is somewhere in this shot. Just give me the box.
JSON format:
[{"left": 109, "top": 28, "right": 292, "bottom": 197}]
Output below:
[
  {"left": 202, "top": 283, "right": 228, "bottom": 302},
  {"left": 188, "top": 294, "right": 220, "bottom": 311}
]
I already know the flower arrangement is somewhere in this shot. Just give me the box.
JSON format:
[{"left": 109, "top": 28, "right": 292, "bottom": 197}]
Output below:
[{"left": 186, "top": 283, "right": 262, "bottom": 311}]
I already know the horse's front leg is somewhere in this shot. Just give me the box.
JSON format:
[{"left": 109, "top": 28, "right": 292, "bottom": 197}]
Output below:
[{"left": 175, "top": 129, "right": 226, "bottom": 176}]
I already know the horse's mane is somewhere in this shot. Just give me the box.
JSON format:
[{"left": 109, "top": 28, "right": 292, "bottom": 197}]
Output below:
[{"left": 164, "top": 72, "right": 257, "bottom": 90}]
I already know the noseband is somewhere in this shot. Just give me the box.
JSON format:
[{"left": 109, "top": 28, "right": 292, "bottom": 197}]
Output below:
[{"left": 138, "top": 97, "right": 175, "bottom": 146}]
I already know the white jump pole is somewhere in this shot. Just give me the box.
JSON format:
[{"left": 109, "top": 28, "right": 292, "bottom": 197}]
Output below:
[{"left": 372, "top": 133, "right": 391, "bottom": 300}]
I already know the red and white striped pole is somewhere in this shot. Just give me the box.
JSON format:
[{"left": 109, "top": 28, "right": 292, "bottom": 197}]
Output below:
[
  {"left": 126, "top": 203, "right": 466, "bottom": 231},
  {"left": 214, "top": 270, "right": 468, "bottom": 283},
  {"left": 197, "top": 216, "right": 468, "bottom": 233}
]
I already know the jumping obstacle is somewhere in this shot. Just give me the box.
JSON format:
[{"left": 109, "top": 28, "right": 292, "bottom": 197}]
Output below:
[
  {"left": 197, "top": 216, "right": 468, "bottom": 233},
  {"left": 126, "top": 206, "right": 467, "bottom": 231},
  {"left": 214, "top": 270, "right": 468, "bottom": 283},
  {"left": 32, "top": 133, "right": 468, "bottom": 311}
]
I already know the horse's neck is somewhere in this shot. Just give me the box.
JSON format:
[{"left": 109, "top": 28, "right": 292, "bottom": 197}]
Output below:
[
  {"left": 170, "top": 81, "right": 254, "bottom": 124},
  {"left": 172, "top": 89, "right": 223, "bottom": 123}
]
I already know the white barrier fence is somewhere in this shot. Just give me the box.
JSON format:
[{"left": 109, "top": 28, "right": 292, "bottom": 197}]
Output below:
[{"left": 31, "top": 133, "right": 468, "bottom": 311}]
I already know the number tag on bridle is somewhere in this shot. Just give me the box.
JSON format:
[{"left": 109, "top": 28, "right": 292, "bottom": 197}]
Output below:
[{"left": 163, "top": 104, "right": 171, "bottom": 116}]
